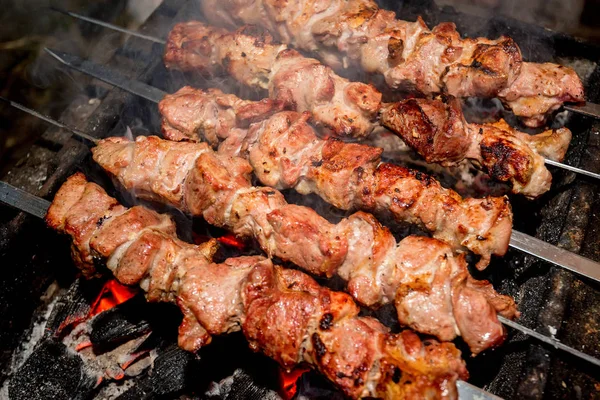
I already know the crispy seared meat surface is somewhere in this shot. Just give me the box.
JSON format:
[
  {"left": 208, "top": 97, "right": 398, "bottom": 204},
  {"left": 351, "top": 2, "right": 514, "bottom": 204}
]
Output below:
[
  {"left": 46, "top": 173, "right": 470, "bottom": 399},
  {"left": 380, "top": 97, "right": 571, "bottom": 198},
  {"left": 163, "top": 23, "right": 571, "bottom": 197},
  {"left": 159, "top": 87, "right": 513, "bottom": 266},
  {"left": 89, "top": 136, "right": 517, "bottom": 353},
  {"left": 195, "top": 0, "right": 584, "bottom": 127}
]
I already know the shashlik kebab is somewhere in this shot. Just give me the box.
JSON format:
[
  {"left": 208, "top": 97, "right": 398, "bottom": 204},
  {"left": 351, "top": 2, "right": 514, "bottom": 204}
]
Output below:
[
  {"left": 159, "top": 86, "right": 570, "bottom": 199},
  {"left": 9, "top": 70, "right": 600, "bottom": 283},
  {"left": 198, "top": 0, "right": 585, "bottom": 128},
  {"left": 4, "top": 99, "right": 600, "bottom": 365},
  {"left": 4, "top": 182, "right": 600, "bottom": 400},
  {"left": 45, "top": 172, "right": 469, "bottom": 399},
  {"left": 42, "top": 50, "right": 515, "bottom": 268},
  {"left": 91, "top": 134, "right": 517, "bottom": 353},
  {"left": 161, "top": 23, "right": 574, "bottom": 196},
  {"left": 47, "top": 16, "right": 600, "bottom": 190}
]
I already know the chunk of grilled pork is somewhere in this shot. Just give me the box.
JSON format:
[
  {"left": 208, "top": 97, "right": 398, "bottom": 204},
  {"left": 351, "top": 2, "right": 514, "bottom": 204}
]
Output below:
[
  {"left": 90, "top": 137, "right": 518, "bottom": 353},
  {"left": 380, "top": 97, "right": 572, "bottom": 198},
  {"left": 196, "top": 0, "right": 584, "bottom": 127},
  {"left": 46, "top": 173, "right": 469, "bottom": 399},
  {"left": 159, "top": 87, "right": 513, "bottom": 267}
]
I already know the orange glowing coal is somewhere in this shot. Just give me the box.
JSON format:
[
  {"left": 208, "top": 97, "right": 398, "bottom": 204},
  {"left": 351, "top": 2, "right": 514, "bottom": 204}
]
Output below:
[
  {"left": 216, "top": 233, "right": 246, "bottom": 249},
  {"left": 279, "top": 366, "right": 310, "bottom": 400},
  {"left": 193, "top": 232, "right": 247, "bottom": 250},
  {"left": 89, "top": 279, "right": 138, "bottom": 317}
]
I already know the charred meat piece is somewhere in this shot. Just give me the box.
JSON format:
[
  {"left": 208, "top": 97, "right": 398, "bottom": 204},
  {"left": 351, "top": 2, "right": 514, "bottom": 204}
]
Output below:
[
  {"left": 380, "top": 97, "right": 571, "bottom": 198},
  {"left": 47, "top": 173, "right": 469, "bottom": 399},
  {"left": 196, "top": 0, "right": 584, "bottom": 126},
  {"left": 159, "top": 87, "right": 513, "bottom": 267},
  {"left": 90, "top": 136, "right": 518, "bottom": 353}
]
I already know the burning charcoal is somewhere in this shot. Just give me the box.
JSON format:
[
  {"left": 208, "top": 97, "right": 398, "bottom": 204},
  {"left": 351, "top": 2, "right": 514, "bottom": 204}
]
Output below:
[
  {"left": 204, "top": 369, "right": 281, "bottom": 400},
  {"left": 295, "top": 371, "right": 344, "bottom": 400},
  {"left": 45, "top": 278, "right": 103, "bottom": 336},
  {"left": 116, "top": 344, "right": 194, "bottom": 400},
  {"left": 90, "top": 295, "right": 151, "bottom": 350},
  {"left": 8, "top": 338, "right": 98, "bottom": 400}
]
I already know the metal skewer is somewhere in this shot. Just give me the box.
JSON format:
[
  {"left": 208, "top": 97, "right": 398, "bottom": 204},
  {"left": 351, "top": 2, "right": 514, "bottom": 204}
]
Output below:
[
  {"left": 50, "top": 7, "right": 600, "bottom": 122},
  {"left": 544, "top": 159, "right": 600, "bottom": 180},
  {"left": 0, "top": 180, "right": 599, "bottom": 400},
  {"left": 39, "top": 48, "right": 600, "bottom": 284},
  {"left": 49, "top": 7, "right": 166, "bottom": 44},
  {"left": 0, "top": 96, "right": 99, "bottom": 145}
]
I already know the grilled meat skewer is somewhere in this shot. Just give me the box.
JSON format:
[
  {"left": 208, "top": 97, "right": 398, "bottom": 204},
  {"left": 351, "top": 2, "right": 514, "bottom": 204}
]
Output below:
[
  {"left": 91, "top": 135, "right": 517, "bottom": 353},
  {"left": 46, "top": 172, "right": 469, "bottom": 399},
  {"left": 198, "top": 0, "right": 585, "bottom": 127},
  {"left": 159, "top": 86, "right": 514, "bottom": 268},
  {"left": 163, "top": 23, "right": 569, "bottom": 197},
  {"left": 380, "top": 97, "right": 572, "bottom": 198},
  {"left": 160, "top": 85, "right": 569, "bottom": 200},
  {"left": 165, "top": 22, "right": 382, "bottom": 140}
]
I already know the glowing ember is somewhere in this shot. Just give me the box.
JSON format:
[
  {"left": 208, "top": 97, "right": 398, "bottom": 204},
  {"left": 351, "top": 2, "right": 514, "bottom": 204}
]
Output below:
[
  {"left": 217, "top": 233, "right": 246, "bottom": 249},
  {"left": 279, "top": 366, "right": 309, "bottom": 400},
  {"left": 89, "top": 279, "right": 138, "bottom": 317},
  {"left": 193, "top": 232, "right": 246, "bottom": 250},
  {"left": 75, "top": 341, "right": 93, "bottom": 351}
]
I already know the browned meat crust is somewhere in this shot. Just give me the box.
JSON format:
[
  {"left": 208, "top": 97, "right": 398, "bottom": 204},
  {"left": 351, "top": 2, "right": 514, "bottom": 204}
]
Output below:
[
  {"left": 380, "top": 97, "right": 570, "bottom": 198},
  {"left": 159, "top": 87, "right": 514, "bottom": 267},
  {"left": 164, "top": 22, "right": 382, "bottom": 139},
  {"left": 196, "top": 0, "right": 584, "bottom": 126},
  {"left": 91, "top": 136, "right": 518, "bottom": 353},
  {"left": 163, "top": 22, "right": 570, "bottom": 195},
  {"left": 498, "top": 62, "right": 585, "bottom": 127},
  {"left": 46, "top": 173, "right": 469, "bottom": 399}
]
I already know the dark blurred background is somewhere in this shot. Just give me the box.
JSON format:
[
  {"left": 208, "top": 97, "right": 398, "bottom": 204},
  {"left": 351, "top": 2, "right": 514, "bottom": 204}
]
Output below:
[{"left": 0, "top": 0, "right": 599, "bottom": 180}]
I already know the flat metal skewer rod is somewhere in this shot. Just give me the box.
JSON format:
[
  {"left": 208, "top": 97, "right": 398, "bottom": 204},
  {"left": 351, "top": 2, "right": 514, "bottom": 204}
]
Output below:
[
  {"left": 545, "top": 159, "right": 600, "bottom": 180},
  {"left": 0, "top": 181, "right": 50, "bottom": 218},
  {"left": 0, "top": 96, "right": 99, "bottom": 144},
  {"left": 42, "top": 48, "right": 600, "bottom": 283},
  {"left": 498, "top": 316, "right": 600, "bottom": 367},
  {"left": 1, "top": 181, "right": 599, "bottom": 399},
  {"left": 50, "top": 7, "right": 166, "bottom": 44},
  {"left": 51, "top": 7, "right": 600, "bottom": 122},
  {"left": 564, "top": 102, "right": 600, "bottom": 120}
]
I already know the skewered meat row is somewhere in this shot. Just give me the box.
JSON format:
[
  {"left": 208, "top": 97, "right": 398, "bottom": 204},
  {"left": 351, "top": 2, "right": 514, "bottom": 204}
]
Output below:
[
  {"left": 46, "top": 172, "right": 469, "bottom": 399},
  {"left": 160, "top": 85, "right": 569, "bottom": 200},
  {"left": 198, "top": 0, "right": 585, "bottom": 127},
  {"left": 163, "top": 23, "right": 572, "bottom": 197},
  {"left": 165, "top": 22, "right": 382, "bottom": 139},
  {"left": 159, "top": 86, "right": 514, "bottom": 267},
  {"left": 90, "top": 135, "right": 517, "bottom": 353}
]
